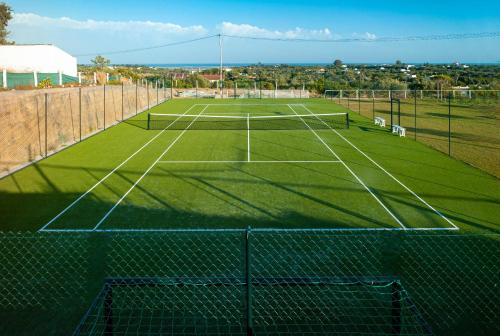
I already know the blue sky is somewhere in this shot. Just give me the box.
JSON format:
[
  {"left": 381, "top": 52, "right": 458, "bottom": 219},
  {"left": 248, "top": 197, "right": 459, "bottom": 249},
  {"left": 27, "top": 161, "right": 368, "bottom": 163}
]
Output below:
[{"left": 6, "top": 0, "right": 500, "bottom": 64}]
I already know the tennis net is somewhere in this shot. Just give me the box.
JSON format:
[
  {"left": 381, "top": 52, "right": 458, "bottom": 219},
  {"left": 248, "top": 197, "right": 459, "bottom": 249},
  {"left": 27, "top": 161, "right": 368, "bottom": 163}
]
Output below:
[{"left": 147, "top": 112, "right": 349, "bottom": 130}]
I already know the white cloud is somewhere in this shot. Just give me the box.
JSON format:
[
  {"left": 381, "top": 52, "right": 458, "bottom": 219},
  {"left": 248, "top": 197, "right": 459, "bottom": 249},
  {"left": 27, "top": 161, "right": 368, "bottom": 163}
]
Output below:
[
  {"left": 11, "top": 13, "right": 207, "bottom": 35},
  {"left": 219, "top": 22, "right": 334, "bottom": 39},
  {"left": 351, "top": 32, "right": 378, "bottom": 40}
]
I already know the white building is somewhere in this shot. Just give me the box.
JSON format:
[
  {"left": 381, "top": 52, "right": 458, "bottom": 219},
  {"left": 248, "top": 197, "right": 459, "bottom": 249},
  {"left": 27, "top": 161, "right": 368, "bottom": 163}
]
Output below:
[{"left": 0, "top": 44, "right": 77, "bottom": 76}]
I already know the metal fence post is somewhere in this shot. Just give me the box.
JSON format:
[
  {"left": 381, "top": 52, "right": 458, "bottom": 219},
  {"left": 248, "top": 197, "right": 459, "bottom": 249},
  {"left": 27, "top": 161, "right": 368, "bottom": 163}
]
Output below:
[
  {"left": 448, "top": 92, "right": 451, "bottom": 156},
  {"left": 45, "top": 93, "right": 48, "bottom": 157},
  {"left": 135, "top": 82, "right": 138, "bottom": 115},
  {"left": 121, "top": 82, "right": 124, "bottom": 121},
  {"left": 398, "top": 99, "right": 401, "bottom": 126},
  {"left": 147, "top": 81, "right": 150, "bottom": 110},
  {"left": 358, "top": 91, "right": 361, "bottom": 114},
  {"left": 104, "top": 283, "right": 113, "bottom": 335},
  {"left": 372, "top": 95, "right": 375, "bottom": 120},
  {"left": 390, "top": 98, "right": 393, "bottom": 128},
  {"left": 245, "top": 226, "right": 253, "bottom": 336},
  {"left": 156, "top": 81, "right": 159, "bottom": 106},
  {"left": 79, "top": 87, "right": 82, "bottom": 141},
  {"left": 391, "top": 281, "right": 402, "bottom": 335},
  {"left": 414, "top": 89, "right": 417, "bottom": 140},
  {"left": 103, "top": 85, "right": 106, "bottom": 130}
]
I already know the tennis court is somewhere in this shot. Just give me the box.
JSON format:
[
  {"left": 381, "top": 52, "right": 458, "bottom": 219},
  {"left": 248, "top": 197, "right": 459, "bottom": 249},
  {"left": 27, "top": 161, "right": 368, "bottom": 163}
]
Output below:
[
  {"left": 35, "top": 100, "right": 459, "bottom": 232},
  {"left": 1, "top": 98, "right": 499, "bottom": 336}
]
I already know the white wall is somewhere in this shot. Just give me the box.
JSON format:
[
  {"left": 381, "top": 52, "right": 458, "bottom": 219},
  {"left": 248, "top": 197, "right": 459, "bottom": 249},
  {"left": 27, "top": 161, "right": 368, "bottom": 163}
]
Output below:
[{"left": 0, "top": 45, "right": 77, "bottom": 77}]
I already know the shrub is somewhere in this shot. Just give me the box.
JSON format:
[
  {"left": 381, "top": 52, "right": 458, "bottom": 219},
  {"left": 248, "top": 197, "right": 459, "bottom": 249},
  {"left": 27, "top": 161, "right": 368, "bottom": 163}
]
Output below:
[{"left": 38, "top": 78, "right": 52, "bottom": 89}]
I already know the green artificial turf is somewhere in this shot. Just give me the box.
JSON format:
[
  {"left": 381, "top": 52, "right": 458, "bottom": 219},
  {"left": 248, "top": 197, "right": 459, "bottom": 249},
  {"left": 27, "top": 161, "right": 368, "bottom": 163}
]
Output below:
[{"left": 0, "top": 98, "right": 498, "bottom": 233}]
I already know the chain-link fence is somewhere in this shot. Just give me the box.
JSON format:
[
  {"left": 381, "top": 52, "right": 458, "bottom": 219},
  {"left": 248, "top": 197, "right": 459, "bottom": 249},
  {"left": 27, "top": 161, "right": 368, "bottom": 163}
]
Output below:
[
  {"left": 0, "top": 230, "right": 498, "bottom": 335},
  {"left": 174, "top": 88, "right": 310, "bottom": 99},
  {"left": 327, "top": 90, "right": 500, "bottom": 177},
  {"left": 0, "top": 83, "right": 171, "bottom": 177}
]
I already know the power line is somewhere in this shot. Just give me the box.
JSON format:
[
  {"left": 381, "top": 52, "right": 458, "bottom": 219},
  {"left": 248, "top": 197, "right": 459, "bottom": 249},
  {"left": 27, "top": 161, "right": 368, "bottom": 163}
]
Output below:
[
  {"left": 75, "top": 35, "right": 218, "bottom": 57},
  {"left": 75, "top": 32, "right": 500, "bottom": 57}
]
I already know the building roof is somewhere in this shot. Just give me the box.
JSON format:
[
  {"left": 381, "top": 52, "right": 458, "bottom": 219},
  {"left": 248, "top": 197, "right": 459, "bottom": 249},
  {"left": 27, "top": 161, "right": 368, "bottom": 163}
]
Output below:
[{"left": 0, "top": 45, "right": 77, "bottom": 76}]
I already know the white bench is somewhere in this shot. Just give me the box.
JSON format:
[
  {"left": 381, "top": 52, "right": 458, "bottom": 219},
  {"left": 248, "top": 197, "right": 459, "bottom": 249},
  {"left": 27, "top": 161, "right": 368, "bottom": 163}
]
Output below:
[
  {"left": 374, "top": 117, "right": 386, "bottom": 127},
  {"left": 391, "top": 124, "right": 406, "bottom": 137}
]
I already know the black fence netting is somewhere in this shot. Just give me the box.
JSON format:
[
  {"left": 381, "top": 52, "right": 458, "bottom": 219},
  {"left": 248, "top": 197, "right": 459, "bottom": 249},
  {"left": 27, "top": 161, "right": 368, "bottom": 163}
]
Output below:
[
  {"left": 0, "top": 230, "right": 498, "bottom": 335},
  {"left": 331, "top": 90, "right": 499, "bottom": 177},
  {"left": 0, "top": 84, "right": 171, "bottom": 178}
]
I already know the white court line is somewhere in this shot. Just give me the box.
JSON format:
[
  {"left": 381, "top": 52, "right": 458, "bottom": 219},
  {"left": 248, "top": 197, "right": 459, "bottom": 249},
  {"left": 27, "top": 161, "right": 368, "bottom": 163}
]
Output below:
[
  {"left": 300, "top": 104, "right": 458, "bottom": 230},
  {"left": 194, "top": 103, "right": 300, "bottom": 106},
  {"left": 38, "top": 104, "right": 200, "bottom": 232},
  {"left": 91, "top": 105, "right": 209, "bottom": 231},
  {"left": 42, "top": 226, "right": 458, "bottom": 233},
  {"left": 157, "top": 160, "right": 342, "bottom": 163},
  {"left": 247, "top": 113, "right": 251, "bottom": 162},
  {"left": 288, "top": 104, "right": 406, "bottom": 229}
]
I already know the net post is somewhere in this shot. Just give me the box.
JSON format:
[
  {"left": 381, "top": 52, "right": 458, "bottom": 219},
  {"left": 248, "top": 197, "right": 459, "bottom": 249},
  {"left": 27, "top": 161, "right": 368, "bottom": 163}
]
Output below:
[
  {"left": 245, "top": 226, "right": 253, "bottom": 336},
  {"left": 147, "top": 113, "right": 151, "bottom": 130},
  {"left": 391, "top": 281, "right": 402, "bottom": 335},
  {"left": 346, "top": 112, "right": 350, "bottom": 129},
  {"left": 104, "top": 282, "right": 113, "bottom": 335}
]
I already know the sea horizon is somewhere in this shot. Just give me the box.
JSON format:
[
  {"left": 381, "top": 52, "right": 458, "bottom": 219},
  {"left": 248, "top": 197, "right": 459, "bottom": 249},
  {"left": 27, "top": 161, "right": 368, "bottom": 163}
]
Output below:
[{"left": 80, "top": 62, "right": 499, "bottom": 68}]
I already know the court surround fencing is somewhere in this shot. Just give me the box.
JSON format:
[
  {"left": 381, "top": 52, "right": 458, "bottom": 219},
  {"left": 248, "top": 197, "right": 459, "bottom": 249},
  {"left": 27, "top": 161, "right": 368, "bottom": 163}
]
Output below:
[
  {"left": 175, "top": 88, "right": 310, "bottom": 99},
  {"left": 0, "top": 82, "right": 170, "bottom": 177},
  {"left": 0, "top": 229, "right": 498, "bottom": 335},
  {"left": 1, "top": 70, "right": 79, "bottom": 88},
  {"left": 326, "top": 89, "right": 500, "bottom": 177}
]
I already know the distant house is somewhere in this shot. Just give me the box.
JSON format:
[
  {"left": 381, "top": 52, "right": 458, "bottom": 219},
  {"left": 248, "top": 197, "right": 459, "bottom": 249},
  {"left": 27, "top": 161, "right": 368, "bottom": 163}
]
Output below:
[
  {"left": 0, "top": 44, "right": 77, "bottom": 76},
  {"left": 201, "top": 74, "right": 221, "bottom": 83}
]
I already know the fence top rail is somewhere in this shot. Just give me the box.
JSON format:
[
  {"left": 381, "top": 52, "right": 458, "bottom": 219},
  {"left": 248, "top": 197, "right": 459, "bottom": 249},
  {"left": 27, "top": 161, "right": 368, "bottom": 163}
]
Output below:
[{"left": 1, "top": 230, "right": 498, "bottom": 238}]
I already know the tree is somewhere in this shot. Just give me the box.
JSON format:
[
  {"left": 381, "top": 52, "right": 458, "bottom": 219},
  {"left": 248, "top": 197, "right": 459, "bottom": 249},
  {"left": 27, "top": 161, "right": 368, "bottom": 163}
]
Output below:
[
  {"left": 334, "top": 59, "right": 343, "bottom": 67},
  {"left": 0, "top": 2, "right": 13, "bottom": 45},
  {"left": 91, "top": 55, "right": 111, "bottom": 70}
]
